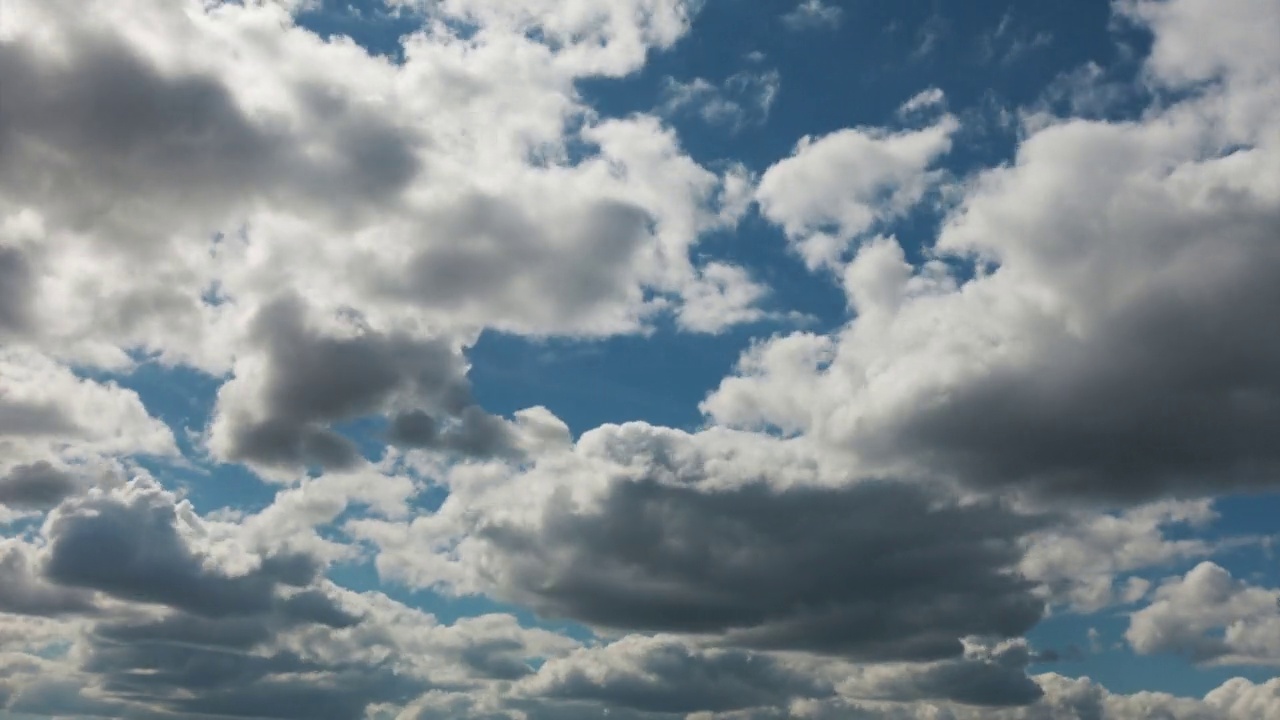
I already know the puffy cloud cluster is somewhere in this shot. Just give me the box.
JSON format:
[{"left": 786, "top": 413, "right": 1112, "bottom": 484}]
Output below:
[
  {"left": 356, "top": 423, "right": 1046, "bottom": 662},
  {"left": 0, "top": 0, "right": 762, "bottom": 373},
  {"left": 1127, "top": 562, "right": 1280, "bottom": 666},
  {"left": 3, "top": 0, "right": 1280, "bottom": 717},
  {"left": 707, "top": 0, "right": 1280, "bottom": 503}
]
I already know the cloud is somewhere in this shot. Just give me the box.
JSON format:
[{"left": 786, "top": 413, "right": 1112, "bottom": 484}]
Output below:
[
  {"left": 710, "top": 0, "right": 1280, "bottom": 502},
  {"left": 1020, "top": 500, "right": 1229, "bottom": 612},
  {"left": 1, "top": 0, "right": 1279, "bottom": 717},
  {"left": 0, "top": 246, "right": 35, "bottom": 336},
  {"left": 754, "top": 119, "right": 958, "bottom": 269},
  {"left": 360, "top": 424, "right": 1045, "bottom": 663},
  {"left": 0, "top": 351, "right": 177, "bottom": 465},
  {"left": 42, "top": 477, "right": 347, "bottom": 620},
  {"left": 0, "top": 471, "right": 581, "bottom": 719},
  {"left": 1127, "top": 562, "right": 1280, "bottom": 665},
  {"left": 208, "top": 294, "right": 519, "bottom": 473},
  {"left": 0, "top": 540, "right": 97, "bottom": 617},
  {"left": 782, "top": 1, "right": 843, "bottom": 32},
  {"left": 897, "top": 88, "right": 946, "bottom": 117},
  {"left": 841, "top": 639, "right": 1045, "bottom": 707},
  {"left": 518, "top": 635, "right": 834, "bottom": 714},
  {"left": 0, "top": 461, "right": 81, "bottom": 510},
  {"left": 0, "top": 0, "right": 762, "bottom": 384}
]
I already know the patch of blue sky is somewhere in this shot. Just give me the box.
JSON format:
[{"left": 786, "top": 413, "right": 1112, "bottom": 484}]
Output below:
[
  {"left": 79, "top": 361, "right": 283, "bottom": 515},
  {"left": 295, "top": 0, "right": 429, "bottom": 62}
]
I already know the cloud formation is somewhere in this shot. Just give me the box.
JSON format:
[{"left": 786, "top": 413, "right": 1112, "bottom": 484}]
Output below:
[
  {"left": 709, "top": 0, "right": 1280, "bottom": 502},
  {"left": 1, "top": 0, "right": 1279, "bottom": 717}
]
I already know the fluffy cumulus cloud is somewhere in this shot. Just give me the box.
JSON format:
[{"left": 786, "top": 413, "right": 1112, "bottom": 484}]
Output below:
[
  {"left": 207, "top": 293, "right": 521, "bottom": 474},
  {"left": 754, "top": 119, "right": 958, "bottom": 269},
  {"left": 356, "top": 423, "right": 1046, "bottom": 663},
  {"left": 3, "top": 0, "right": 1280, "bottom": 717},
  {"left": 1127, "top": 562, "right": 1280, "bottom": 666},
  {"left": 708, "top": 0, "right": 1280, "bottom": 502}
]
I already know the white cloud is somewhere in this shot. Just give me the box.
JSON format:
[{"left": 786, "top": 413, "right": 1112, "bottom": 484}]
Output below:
[
  {"left": 709, "top": 0, "right": 1280, "bottom": 502},
  {"left": 1020, "top": 500, "right": 1231, "bottom": 612},
  {"left": 782, "top": 1, "right": 843, "bottom": 32},
  {"left": 662, "top": 69, "right": 782, "bottom": 129},
  {"left": 1127, "top": 562, "right": 1280, "bottom": 666},
  {"left": 0, "top": 350, "right": 177, "bottom": 467},
  {"left": 754, "top": 119, "right": 959, "bottom": 269},
  {"left": 897, "top": 88, "right": 946, "bottom": 117},
  {"left": 0, "top": 0, "right": 762, "bottom": 382}
]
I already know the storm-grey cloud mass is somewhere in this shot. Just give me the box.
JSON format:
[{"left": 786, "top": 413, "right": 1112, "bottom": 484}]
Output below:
[
  {"left": 43, "top": 481, "right": 344, "bottom": 620},
  {"left": 0, "top": 246, "right": 34, "bottom": 335},
  {"left": 218, "top": 295, "right": 518, "bottom": 470},
  {"left": 0, "top": 542, "right": 97, "bottom": 616},
  {"left": 469, "top": 474, "right": 1044, "bottom": 661},
  {"left": 0, "top": 461, "right": 81, "bottom": 509}
]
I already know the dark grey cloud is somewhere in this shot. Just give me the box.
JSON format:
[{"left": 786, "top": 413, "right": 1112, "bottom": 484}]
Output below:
[
  {"left": 0, "top": 461, "right": 81, "bottom": 509},
  {"left": 0, "top": 543, "right": 97, "bottom": 616},
  {"left": 0, "top": 246, "right": 34, "bottom": 334},
  {"left": 222, "top": 295, "right": 517, "bottom": 470},
  {"left": 525, "top": 638, "right": 833, "bottom": 714},
  {"left": 0, "top": 398, "right": 77, "bottom": 437},
  {"left": 0, "top": 27, "right": 421, "bottom": 252},
  {"left": 859, "top": 641, "right": 1045, "bottom": 707},
  {"left": 0, "top": 477, "right": 438, "bottom": 720},
  {"left": 880, "top": 205, "right": 1280, "bottom": 502},
  {"left": 80, "top": 635, "right": 420, "bottom": 720},
  {"left": 457, "top": 637, "right": 540, "bottom": 681},
  {"left": 474, "top": 476, "right": 1044, "bottom": 662},
  {"left": 0, "top": 34, "right": 273, "bottom": 247},
  {"left": 387, "top": 193, "right": 653, "bottom": 329},
  {"left": 42, "top": 483, "right": 347, "bottom": 621}
]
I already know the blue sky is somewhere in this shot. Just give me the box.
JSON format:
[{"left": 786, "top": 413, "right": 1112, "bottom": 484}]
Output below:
[{"left": 1, "top": 0, "right": 1279, "bottom": 718}]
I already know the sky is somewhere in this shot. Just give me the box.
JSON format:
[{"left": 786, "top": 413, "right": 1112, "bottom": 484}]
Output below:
[{"left": 1, "top": 0, "right": 1279, "bottom": 718}]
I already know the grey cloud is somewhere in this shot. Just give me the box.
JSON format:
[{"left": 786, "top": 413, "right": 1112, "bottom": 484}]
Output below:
[
  {"left": 0, "top": 27, "right": 421, "bottom": 253},
  {"left": 165, "top": 671, "right": 422, "bottom": 720},
  {"left": 523, "top": 637, "right": 833, "bottom": 714},
  {"left": 227, "top": 416, "right": 365, "bottom": 472},
  {"left": 80, "top": 637, "right": 420, "bottom": 720},
  {"left": 0, "top": 246, "right": 34, "bottom": 334},
  {"left": 857, "top": 641, "right": 1045, "bottom": 707},
  {"left": 0, "top": 35, "right": 273, "bottom": 247},
  {"left": 714, "top": 0, "right": 1280, "bottom": 505},
  {"left": 390, "top": 193, "right": 652, "bottom": 329},
  {"left": 43, "top": 484, "right": 344, "bottom": 620},
  {"left": 1, "top": 478, "right": 441, "bottom": 720},
  {"left": 94, "top": 613, "right": 278, "bottom": 652},
  {"left": 222, "top": 295, "right": 517, "bottom": 470},
  {"left": 885, "top": 206, "right": 1280, "bottom": 501},
  {"left": 0, "top": 461, "right": 81, "bottom": 509},
  {"left": 0, "top": 398, "right": 77, "bottom": 437},
  {"left": 473, "top": 476, "right": 1044, "bottom": 662},
  {"left": 457, "top": 637, "right": 539, "bottom": 681}
]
